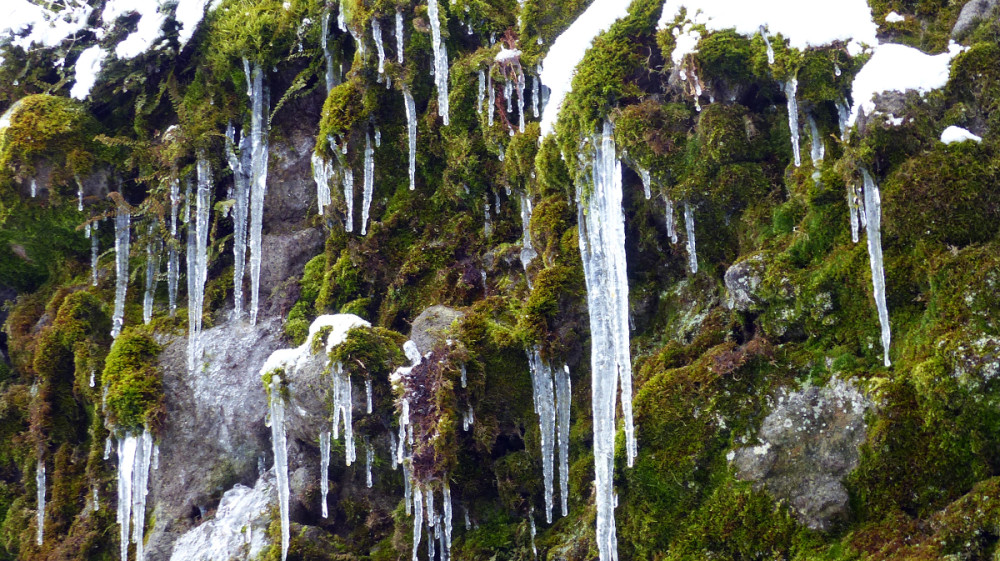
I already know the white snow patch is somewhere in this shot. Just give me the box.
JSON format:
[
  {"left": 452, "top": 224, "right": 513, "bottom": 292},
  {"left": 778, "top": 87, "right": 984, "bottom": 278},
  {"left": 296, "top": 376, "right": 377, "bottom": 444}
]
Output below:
[
  {"left": 0, "top": 0, "right": 93, "bottom": 50},
  {"left": 538, "top": 0, "right": 635, "bottom": 136},
  {"left": 848, "top": 42, "right": 964, "bottom": 128},
  {"left": 885, "top": 11, "right": 905, "bottom": 23},
  {"left": 70, "top": 46, "right": 107, "bottom": 100},
  {"left": 940, "top": 125, "right": 982, "bottom": 144},
  {"left": 657, "top": 0, "right": 878, "bottom": 64},
  {"left": 495, "top": 47, "right": 521, "bottom": 62},
  {"left": 259, "top": 314, "right": 371, "bottom": 375}
]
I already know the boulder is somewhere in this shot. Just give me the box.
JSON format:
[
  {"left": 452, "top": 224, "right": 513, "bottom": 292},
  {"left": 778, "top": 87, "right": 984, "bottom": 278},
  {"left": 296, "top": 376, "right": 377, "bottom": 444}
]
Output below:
[
  {"left": 730, "top": 378, "right": 871, "bottom": 530},
  {"left": 410, "top": 305, "right": 464, "bottom": 354},
  {"left": 952, "top": 0, "right": 998, "bottom": 38},
  {"left": 145, "top": 317, "right": 284, "bottom": 560},
  {"left": 724, "top": 253, "right": 767, "bottom": 311}
]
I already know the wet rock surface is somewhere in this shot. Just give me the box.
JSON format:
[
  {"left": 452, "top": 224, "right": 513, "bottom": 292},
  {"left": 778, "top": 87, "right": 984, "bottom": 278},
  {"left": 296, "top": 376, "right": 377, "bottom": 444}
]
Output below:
[
  {"left": 730, "top": 378, "right": 871, "bottom": 530},
  {"left": 410, "top": 305, "right": 464, "bottom": 354}
]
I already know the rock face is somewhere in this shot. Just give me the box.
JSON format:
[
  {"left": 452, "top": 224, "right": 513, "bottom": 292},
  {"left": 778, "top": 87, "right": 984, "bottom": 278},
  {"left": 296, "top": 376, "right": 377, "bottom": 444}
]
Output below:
[
  {"left": 145, "top": 317, "right": 284, "bottom": 560},
  {"left": 259, "top": 228, "right": 325, "bottom": 318},
  {"left": 730, "top": 379, "right": 871, "bottom": 530},
  {"left": 410, "top": 305, "right": 464, "bottom": 354},
  {"left": 724, "top": 253, "right": 767, "bottom": 311},
  {"left": 952, "top": 0, "right": 998, "bottom": 38},
  {"left": 168, "top": 470, "right": 276, "bottom": 561}
]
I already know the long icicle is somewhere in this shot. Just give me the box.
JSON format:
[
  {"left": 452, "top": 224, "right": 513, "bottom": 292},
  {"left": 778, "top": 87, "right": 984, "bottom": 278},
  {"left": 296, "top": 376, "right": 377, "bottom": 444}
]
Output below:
[
  {"left": 247, "top": 61, "right": 270, "bottom": 326},
  {"left": 111, "top": 202, "right": 131, "bottom": 339},
  {"left": 226, "top": 123, "right": 251, "bottom": 318},
  {"left": 427, "top": 0, "right": 449, "bottom": 124},
  {"left": 862, "top": 168, "right": 891, "bottom": 366},
  {"left": 187, "top": 157, "right": 212, "bottom": 373},
  {"left": 576, "top": 121, "right": 634, "bottom": 561}
]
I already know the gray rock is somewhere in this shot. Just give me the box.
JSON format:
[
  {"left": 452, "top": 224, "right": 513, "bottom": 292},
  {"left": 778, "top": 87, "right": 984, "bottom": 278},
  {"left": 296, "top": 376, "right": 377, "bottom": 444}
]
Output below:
[
  {"left": 724, "top": 253, "right": 767, "bottom": 311},
  {"left": 264, "top": 129, "right": 318, "bottom": 233},
  {"left": 730, "top": 378, "right": 871, "bottom": 531},
  {"left": 145, "top": 317, "right": 284, "bottom": 560},
  {"left": 952, "top": 0, "right": 998, "bottom": 38},
  {"left": 259, "top": 228, "right": 325, "bottom": 317},
  {"left": 410, "top": 305, "right": 464, "bottom": 354}
]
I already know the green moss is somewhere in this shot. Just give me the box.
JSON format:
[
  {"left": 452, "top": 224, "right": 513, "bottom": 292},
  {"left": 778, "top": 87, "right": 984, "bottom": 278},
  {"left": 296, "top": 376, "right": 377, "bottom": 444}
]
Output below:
[
  {"left": 0, "top": 94, "right": 100, "bottom": 216},
  {"left": 695, "top": 30, "right": 754, "bottom": 86},
  {"left": 205, "top": 0, "right": 323, "bottom": 71},
  {"left": 101, "top": 327, "right": 163, "bottom": 433},
  {"left": 614, "top": 100, "right": 693, "bottom": 179},
  {"left": 329, "top": 325, "right": 407, "bottom": 380},
  {"left": 317, "top": 76, "right": 374, "bottom": 156},
  {"left": 881, "top": 142, "right": 999, "bottom": 247}
]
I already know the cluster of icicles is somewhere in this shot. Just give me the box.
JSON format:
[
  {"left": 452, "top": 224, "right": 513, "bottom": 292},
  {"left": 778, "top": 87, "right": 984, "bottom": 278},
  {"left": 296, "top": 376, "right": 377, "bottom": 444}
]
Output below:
[{"left": 37, "top": 56, "right": 276, "bottom": 560}]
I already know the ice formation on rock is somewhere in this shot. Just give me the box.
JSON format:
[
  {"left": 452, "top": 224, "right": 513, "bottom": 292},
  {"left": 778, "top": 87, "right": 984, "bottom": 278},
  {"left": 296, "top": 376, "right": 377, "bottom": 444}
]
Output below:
[
  {"left": 404, "top": 88, "right": 418, "bottom": 191},
  {"left": 785, "top": 78, "right": 801, "bottom": 167},
  {"left": 427, "top": 0, "right": 450, "bottom": 125},
  {"left": 246, "top": 61, "right": 270, "bottom": 326},
  {"left": 862, "top": 168, "right": 891, "bottom": 367},
  {"left": 187, "top": 157, "right": 212, "bottom": 373}
]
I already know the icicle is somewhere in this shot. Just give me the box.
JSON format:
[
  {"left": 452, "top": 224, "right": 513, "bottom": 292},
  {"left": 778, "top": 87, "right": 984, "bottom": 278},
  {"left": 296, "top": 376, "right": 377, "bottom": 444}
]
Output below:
[
  {"left": 247, "top": 62, "right": 270, "bottom": 326},
  {"left": 30, "top": 179, "right": 37, "bottom": 198},
  {"left": 35, "top": 460, "right": 44, "bottom": 545},
  {"left": 478, "top": 70, "right": 486, "bottom": 115},
  {"left": 395, "top": 10, "right": 405, "bottom": 64},
  {"left": 462, "top": 404, "right": 474, "bottom": 431},
  {"left": 361, "top": 130, "right": 374, "bottom": 235},
  {"left": 403, "top": 460, "right": 412, "bottom": 515},
  {"left": 836, "top": 99, "right": 851, "bottom": 142},
  {"left": 443, "top": 479, "right": 453, "bottom": 558},
  {"left": 320, "top": 431, "right": 330, "bottom": 518},
  {"left": 403, "top": 88, "right": 417, "bottom": 191},
  {"left": 576, "top": 122, "right": 634, "bottom": 561},
  {"left": 517, "top": 67, "right": 526, "bottom": 133},
  {"left": 89, "top": 370, "right": 95, "bottom": 387},
  {"left": 760, "top": 25, "right": 774, "bottom": 64},
  {"left": 187, "top": 158, "right": 212, "bottom": 373},
  {"left": 227, "top": 125, "right": 251, "bottom": 319},
  {"left": 92, "top": 486, "right": 99, "bottom": 512},
  {"left": 373, "top": 17, "right": 386, "bottom": 74},
  {"left": 269, "top": 374, "right": 291, "bottom": 561},
  {"left": 555, "top": 364, "right": 571, "bottom": 517},
  {"left": 464, "top": 506, "right": 471, "bottom": 530},
  {"left": 91, "top": 226, "right": 99, "bottom": 287},
  {"left": 488, "top": 69, "right": 495, "bottom": 126},
  {"left": 117, "top": 437, "right": 135, "bottom": 561},
  {"left": 505, "top": 79, "right": 513, "bottom": 114},
  {"left": 337, "top": 0, "right": 346, "bottom": 31},
  {"left": 427, "top": 0, "right": 450, "bottom": 124},
  {"left": 848, "top": 183, "right": 861, "bottom": 243},
  {"left": 111, "top": 204, "right": 131, "bottom": 339},
  {"left": 532, "top": 74, "right": 540, "bottom": 118},
  {"left": 808, "top": 115, "right": 825, "bottom": 165},
  {"left": 785, "top": 77, "right": 801, "bottom": 167},
  {"left": 167, "top": 179, "right": 180, "bottom": 316},
  {"left": 142, "top": 222, "right": 161, "bottom": 325},
  {"left": 363, "top": 378, "right": 373, "bottom": 414},
  {"left": 412, "top": 483, "right": 423, "bottom": 561},
  {"left": 104, "top": 436, "right": 112, "bottom": 460},
  {"left": 637, "top": 167, "right": 652, "bottom": 200},
  {"left": 390, "top": 431, "right": 399, "bottom": 470},
  {"left": 862, "top": 169, "right": 891, "bottom": 367},
  {"left": 460, "top": 363, "right": 467, "bottom": 388},
  {"left": 77, "top": 180, "right": 84, "bottom": 211},
  {"left": 528, "top": 349, "right": 556, "bottom": 523},
  {"left": 665, "top": 196, "right": 678, "bottom": 244},
  {"left": 684, "top": 202, "right": 697, "bottom": 274},
  {"left": 332, "top": 362, "right": 356, "bottom": 465},
  {"left": 529, "top": 507, "right": 538, "bottom": 559},
  {"left": 321, "top": 10, "right": 337, "bottom": 92},
  {"left": 131, "top": 429, "right": 154, "bottom": 561},
  {"left": 397, "top": 398, "right": 409, "bottom": 465},
  {"left": 343, "top": 166, "right": 355, "bottom": 232},
  {"left": 312, "top": 152, "right": 334, "bottom": 216},
  {"left": 366, "top": 444, "right": 374, "bottom": 488},
  {"left": 520, "top": 193, "right": 537, "bottom": 280}
]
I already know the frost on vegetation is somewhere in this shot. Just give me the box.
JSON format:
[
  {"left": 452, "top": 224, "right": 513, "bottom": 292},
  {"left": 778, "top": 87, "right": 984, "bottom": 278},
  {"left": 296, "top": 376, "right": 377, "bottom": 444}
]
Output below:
[
  {"left": 861, "top": 169, "right": 891, "bottom": 367},
  {"left": 576, "top": 122, "right": 634, "bottom": 561},
  {"left": 940, "top": 125, "right": 982, "bottom": 144},
  {"left": 117, "top": 429, "right": 155, "bottom": 561},
  {"left": 539, "top": 0, "right": 632, "bottom": 136},
  {"left": 112, "top": 204, "right": 131, "bottom": 339}
]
